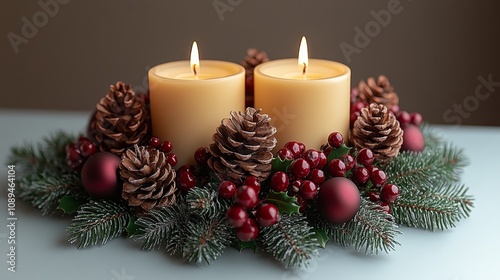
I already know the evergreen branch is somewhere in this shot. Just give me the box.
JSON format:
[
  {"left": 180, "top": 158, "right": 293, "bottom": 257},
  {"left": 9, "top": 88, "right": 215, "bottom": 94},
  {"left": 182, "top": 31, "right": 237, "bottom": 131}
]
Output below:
[
  {"left": 347, "top": 199, "right": 401, "bottom": 254},
  {"left": 385, "top": 145, "right": 467, "bottom": 191},
  {"left": 421, "top": 124, "right": 443, "bottom": 150},
  {"left": 67, "top": 200, "right": 131, "bottom": 249},
  {"left": 390, "top": 190, "right": 460, "bottom": 231},
  {"left": 8, "top": 131, "right": 75, "bottom": 174},
  {"left": 181, "top": 217, "right": 233, "bottom": 265},
  {"left": 429, "top": 183, "right": 474, "bottom": 219},
  {"left": 133, "top": 202, "right": 188, "bottom": 251},
  {"left": 309, "top": 199, "right": 400, "bottom": 254},
  {"left": 260, "top": 214, "right": 319, "bottom": 268},
  {"left": 18, "top": 171, "right": 87, "bottom": 215},
  {"left": 186, "top": 186, "right": 230, "bottom": 219}
]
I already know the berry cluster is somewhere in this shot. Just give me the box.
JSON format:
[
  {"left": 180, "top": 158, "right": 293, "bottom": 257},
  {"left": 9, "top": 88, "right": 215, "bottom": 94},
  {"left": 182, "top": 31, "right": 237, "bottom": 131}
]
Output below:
[
  {"left": 148, "top": 136, "right": 178, "bottom": 167},
  {"left": 221, "top": 177, "right": 279, "bottom": 242},
  {"left": 323, "top": 132, "right": 400, "bottom": 213},
  {"left": 273, "top": 141, "right": 329, "bottom": 211},
  {"left": 396, "top": 111, "right": 423, "bottom": 127},
  {"left": 175, "top": 147, "right": 212, "bottom": 192},
  {"left": 66, "top": 136, "right": 97, "bottom": 170}
]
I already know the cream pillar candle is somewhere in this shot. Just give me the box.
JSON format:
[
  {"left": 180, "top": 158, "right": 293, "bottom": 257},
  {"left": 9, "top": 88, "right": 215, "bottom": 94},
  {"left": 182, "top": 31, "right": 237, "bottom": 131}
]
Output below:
[
  {"left": 254, "top": 37, "right": 351, "bottom": 151},
  {"left": 149, "top": 42, "right": 245, "bottom": 165}
]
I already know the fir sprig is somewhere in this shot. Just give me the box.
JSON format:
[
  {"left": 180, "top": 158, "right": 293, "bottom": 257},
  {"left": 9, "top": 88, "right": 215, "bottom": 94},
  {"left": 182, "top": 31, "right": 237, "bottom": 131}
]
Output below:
[
  {"left": 67, "top": 200, "right": 131, "bottom": 249},
  {"left": 186, "top": 186, "right": 230, "bottom": 218},
  {"left": 260, "top": 214, "right": 319, "bottom": 268},
  {"left": 313, "top": 199, "right": 401, "bottom": 254},
  {"left": 181, "top": 216, "right": 233, "bottom": 265},
  {"left": 391, "top": 183, "right": 473, "bottom": 230},
  {"left": 385, "top": 145, "right": 467, "bottom": 190},
  {"left": 133, "top": 202, "right": 188, "bottom": 251},
  {"left": 8, "top": 131, "right": 88, "bottom": 215}
]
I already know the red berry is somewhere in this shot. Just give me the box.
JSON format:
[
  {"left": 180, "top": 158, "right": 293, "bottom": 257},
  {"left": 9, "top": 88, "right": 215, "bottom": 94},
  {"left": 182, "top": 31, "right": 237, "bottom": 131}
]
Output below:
[
  {"left": 66, "top": 143, "right": 83, "bottom": 169},
  {"left": 235, "top": 185, "right": 259, "bottom": 209},
  {"left": 303, "top": 149, "right": 320, "bottom": 168},
  {"left": 194, "top": 147, "right": 211, "bottom": 166},
  {"left": 270, "top": 171, "right": 289, "bottom": 192},
  {"left": 370, "top": 169, "right": 387, "bottom": 186},
  {"left": 149, "top": 136, "right": 161, "bottom": 148},
  {"left": 235, "top": 218, "right": 259, "bottom": 242},
  {"left": 369, "top": 192, "right": 380, "bottom": 202},
  {"left": 378, "top": 201, "right": 391, "bottom": 214},
  {"left": 160, "top": 141, "right": 173, "bottom": 153},
  {"left": 298, "top": 143, "right": 306, "bottom": 155},
  {"left": 226, "top": 205, "right": 248, "bottom": 228},
  {"left": 390, "top": 105, "right": 400, "bottom": 114},
  {"left": 357, "top": 148, "right": 374, "bottom": 166},
  {"left": 317, "top": 152, "right": 327, "bottom": 169},
  {"left": 285, "top": 141, "right": 303, "bottom": 159},
  {"left": 299, "top": 180, "right": 318, "bottom": 200},
  {"left": 307, "top": 169, "right": 325, "bottom": 185},
  {"left": 291, "top": 180, "right": 302, "bottom": 193},
  {"left": 380, "top": 184, "right": 400, "bottom": 203},
  {"left": 166, "top": 153, "right": 178, "bottom": 167},
  {"left": 353, "top": 167, "right": 369, "bottom": 184},
  {"left": 177, "top": 165, "right": 194, "bottom": 174},
  {"left": 340, "top": 154, "right": 355, "bottom": 170},
  {"left": 244, "top": 176, "right": 261, "bottom": 194},
  {"left": 410, "top": 112, "right": 423, "bottom": 126},
  {"left": 177, "top": 171, "right": 196, "bottom": 191},
  {"left": 79, "top": 141, "right": 97, "bottom": 158},
  {"left": 397, "top": 111, "right": 411, "bottom": 126},
  {"left": 351, "top": 101, "right": 366, "bottom": 113},
  {"left": 350, "top": 111, "right": 360, "bottom": 127},
  {"left": 328, "top": 159, "right": 346, "bottom": 177},
  {"left": 366, "top": 166, "right": 379, "bottom": 175},
  {"left": 296, "top": 195, "right": 307, "bottom": 212},
  {"left": 218, "top": 181, "right": 237, "bottom": 199},
  {"left": 256, "top": 203, "right": 279, "bottom": 227},
  {"left": 290, "top": 158, "right": 310, "bottom": 179},
  {"left": 323, "top": 146, "right": 332, "bottom": 157},
  {"left": 277, "top": 147, "right": 294, "bottom": 161},
  {"left": 328, "top": 132, "right": 344, "bottom": 148}
]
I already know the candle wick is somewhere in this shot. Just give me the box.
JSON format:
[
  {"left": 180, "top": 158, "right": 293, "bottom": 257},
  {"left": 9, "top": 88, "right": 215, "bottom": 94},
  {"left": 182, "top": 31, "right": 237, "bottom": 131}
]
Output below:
[
  {"left": 193, "top": 64, "right": 198, "bottom": 79},
  {"left": 302, "top": 63, "right": 307, "bottom": 79}
]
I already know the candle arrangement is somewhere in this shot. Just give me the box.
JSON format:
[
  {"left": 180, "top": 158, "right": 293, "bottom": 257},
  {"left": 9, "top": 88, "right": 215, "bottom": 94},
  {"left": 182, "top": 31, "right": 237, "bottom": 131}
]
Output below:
[{"left": 8, "top": 38, "right": 473, "bottom": 269}]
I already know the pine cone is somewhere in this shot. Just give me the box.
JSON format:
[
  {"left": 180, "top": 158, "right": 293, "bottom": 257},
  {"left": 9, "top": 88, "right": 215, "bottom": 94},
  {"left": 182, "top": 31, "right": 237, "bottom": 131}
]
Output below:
[
  {"left": 351, "top": 103, "right": 403, "bottom": 165},
  {"left": 208, "top": 108, "right": 277, "bottom": 184},
  {"left": 88, "top": 81, "right": 150, "bottom": 155},
  {"left": 357, "top": 75, "right": 399, "bottom": 111},
  {"left": 119, "top": 145, "right": 177, "bottom": 212},
  {"left": 241, "top": 48, "right": 270, "bottom": 78}
]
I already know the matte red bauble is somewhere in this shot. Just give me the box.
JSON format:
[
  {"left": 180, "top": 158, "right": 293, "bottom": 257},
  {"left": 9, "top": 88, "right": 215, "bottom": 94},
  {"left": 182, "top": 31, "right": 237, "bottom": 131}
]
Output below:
[
  {"left": 401, "top": 124, "right": 425, "bottom": 152},
  {"left": 81, "top": 152, "right": 121, "bottom": 198},
  {"left": 318, "top": 177, "right": 361, "bottom": 224}
]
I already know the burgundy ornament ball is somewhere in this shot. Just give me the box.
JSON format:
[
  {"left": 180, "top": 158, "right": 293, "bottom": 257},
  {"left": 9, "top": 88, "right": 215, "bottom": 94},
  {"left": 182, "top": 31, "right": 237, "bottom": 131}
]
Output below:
[
  {"left": 318, "top": 177, "right": 361, "bottom": 224},
  {"left": 81, "top": 152, "right": 121, "bottom": 198},
  {"left": 401, "top": 124, "right": 425, "bottom": 152}
]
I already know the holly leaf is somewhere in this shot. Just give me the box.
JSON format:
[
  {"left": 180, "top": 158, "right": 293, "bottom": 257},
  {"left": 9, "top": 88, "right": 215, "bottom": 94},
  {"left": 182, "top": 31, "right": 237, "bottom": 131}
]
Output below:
[
  {"left": 57, "top": 195, "right": 87, "bottom": 214},
  {"left": 233, "top": 240, "right": 257, "bottom": 253},
  {"left": 264, "top": 190, "right": 300, "bottom": 214},
  {"left": 126, "top": 216, "right": 138, "bottom": 236},
  {"left": 271, "top": 156, "right": 293, "bottom": 173},
  {"left": 327, "top": 144, "right": 351, "bottom": 162},
  {"left": 311, "top": 228, "right": 329, "bottom": 248}
]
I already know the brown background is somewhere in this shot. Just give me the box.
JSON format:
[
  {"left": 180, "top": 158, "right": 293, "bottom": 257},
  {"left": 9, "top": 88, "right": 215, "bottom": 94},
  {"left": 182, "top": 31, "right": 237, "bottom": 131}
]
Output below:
[{"left": 1, "top": 0, "right": 499, "bottom": 126}]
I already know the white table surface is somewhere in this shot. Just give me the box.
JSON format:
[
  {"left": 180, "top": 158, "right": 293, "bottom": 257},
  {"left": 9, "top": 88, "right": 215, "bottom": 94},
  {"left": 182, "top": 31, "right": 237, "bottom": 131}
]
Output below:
[{"left": 0, "top": 109, "right": 499, "bottom": 280}]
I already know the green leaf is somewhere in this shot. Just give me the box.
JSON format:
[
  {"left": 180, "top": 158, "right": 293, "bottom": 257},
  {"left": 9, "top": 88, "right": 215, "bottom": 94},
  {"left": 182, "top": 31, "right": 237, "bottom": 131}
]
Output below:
[
  {"left": 57, "top": 195, "right": 87, "bottom": 214},
  {"left": 264, "top": 190, "right": 300, "bottom": 214},
  {"left": 126, "top": 216, "right": 138, "bottom": 236},
  {"left": 326, "top": 143, "right": 351, "bottom": 162},
  {"left": 271, "top": 156, "right": 293, "bottom": 173},
  {"left": 311, "top": 228, "right": 329, "bottom": 248},
  {"left": 233, "top": 240, "right": 257, "bottom": 253}
]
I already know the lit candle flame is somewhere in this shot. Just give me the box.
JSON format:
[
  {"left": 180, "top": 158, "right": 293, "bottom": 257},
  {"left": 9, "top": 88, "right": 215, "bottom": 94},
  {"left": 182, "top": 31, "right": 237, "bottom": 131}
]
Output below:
[
  {"left": 298, "top": 36, "right": 308, "bottom": 77},
  {"left": 190, "top": 41, "right": 199, "bottom": 78}
]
